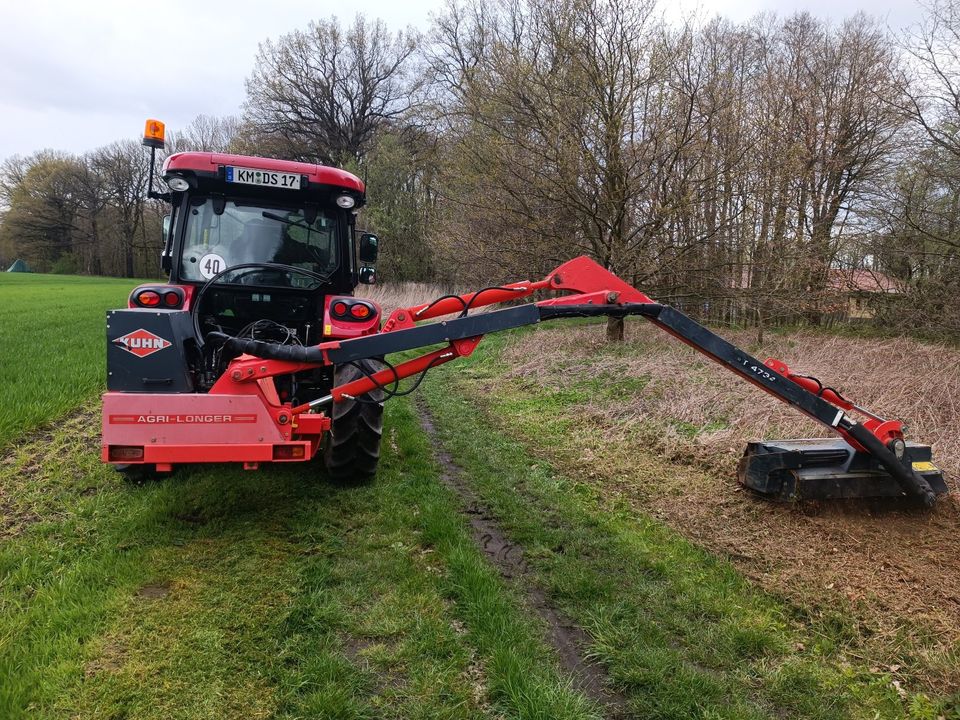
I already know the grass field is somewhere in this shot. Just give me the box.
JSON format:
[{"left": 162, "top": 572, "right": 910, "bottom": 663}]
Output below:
[
  {"left": 487, "top": 321, "right": 960, "bottom": 693},
  {"left": 0, "top": 273, "right": 143, "bottom": 447},
  {"left": 421, "top": 331, "right": 960, "bottom": 718},
  {"left": 0, "top": 273, "right": 957, "bottom": 718}
]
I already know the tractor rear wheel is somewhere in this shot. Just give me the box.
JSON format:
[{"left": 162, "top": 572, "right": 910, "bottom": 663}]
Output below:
[{"left": 323, "top": 359, "right": 385, "bottom": 483}]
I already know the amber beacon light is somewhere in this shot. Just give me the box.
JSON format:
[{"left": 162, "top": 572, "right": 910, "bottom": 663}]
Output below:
[{"left": 142, "top": 119, "right": 166, "bottom": 149}]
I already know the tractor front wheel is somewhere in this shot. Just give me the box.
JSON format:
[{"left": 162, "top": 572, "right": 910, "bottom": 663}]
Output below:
[{"left": 323, "top": 359, "right": 385, "bottom": 483}]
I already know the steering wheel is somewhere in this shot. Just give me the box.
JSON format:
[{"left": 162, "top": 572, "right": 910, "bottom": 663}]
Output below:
[
  {"left": 191, "top": 262, "right": 330, "bottom": 345},
  {"left": 229, "top": 267, "right": 293, "bottom": 286}
]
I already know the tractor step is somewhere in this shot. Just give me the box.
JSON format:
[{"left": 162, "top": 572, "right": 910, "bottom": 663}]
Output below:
[{"left": 737, "top": 438, "right": 948, "bottom": 502}]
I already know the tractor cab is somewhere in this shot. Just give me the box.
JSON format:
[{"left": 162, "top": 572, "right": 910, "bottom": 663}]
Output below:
[
  {"left": 161, "top": 152, "right": 368, "bottom": 295},
  {"left": 125, "top": 119, "right": 381, "bottom": 396}
]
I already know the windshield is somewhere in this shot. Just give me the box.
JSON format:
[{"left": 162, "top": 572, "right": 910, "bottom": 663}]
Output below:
[{"left": 179, "top": 197, "right": 339, "bottom": 288}]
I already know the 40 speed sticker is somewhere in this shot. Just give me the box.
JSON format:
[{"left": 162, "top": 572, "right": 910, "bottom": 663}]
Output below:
[{"left": 198, "top": 252, "right": 226, "bottom": 279}]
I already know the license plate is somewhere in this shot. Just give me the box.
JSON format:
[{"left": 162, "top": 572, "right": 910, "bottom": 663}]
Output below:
[{"left": 226, "top": 166, "right": 301, "bottom": 190}]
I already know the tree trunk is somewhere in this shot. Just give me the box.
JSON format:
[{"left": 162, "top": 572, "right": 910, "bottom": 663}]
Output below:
[{"left": 606, "top": 316, "right": 624, "bottom": 342}]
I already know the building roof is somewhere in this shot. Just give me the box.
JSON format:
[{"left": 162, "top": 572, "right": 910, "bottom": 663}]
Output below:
[
  {"left": 730, "top": 267, "right": 904, "bottom": 294},
  {"left": 826, "top": 269, "right": 904, "bottom": 294}
]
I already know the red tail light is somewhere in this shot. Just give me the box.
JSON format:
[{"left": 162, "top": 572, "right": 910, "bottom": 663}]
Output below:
[
  {"left": 129, "top": 286, "right": 185, "bottom": 309},
  {"left": 273, "top": 444, "right": 306, "bottom": 460},
  {"left": 328, "top": 297, "right": 379, "bottom": 324},
  {"left": 137, "top": 291, "right": 161, "bottom": 307},
  {"left": 109, "top": 445, "right": 144, "bottom": 461}
]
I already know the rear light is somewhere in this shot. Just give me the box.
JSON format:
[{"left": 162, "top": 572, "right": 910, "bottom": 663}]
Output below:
[
  {"left": 109, "top": 445, "right": 144, "bottom": 461},
  {"left": 273, "top": 444, "right": 306, "bottom": 460},
  {"left": 130, "top": 286, "right": 185, "bottom": 309},
  {"left": 137, "top": 291, "right": 160, "bottom": 307},
  {"left": 329, "top": 298, "right": 378, "bottom": 323}
]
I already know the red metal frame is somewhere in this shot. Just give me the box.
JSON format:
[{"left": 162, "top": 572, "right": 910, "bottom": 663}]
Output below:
[{"left": 102, "top": 256, "right": 903, "bottom": 472}]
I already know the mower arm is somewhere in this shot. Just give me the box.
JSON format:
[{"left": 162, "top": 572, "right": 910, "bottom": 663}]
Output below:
[{"left": 210, "top": 257, "right": 938, "bottom": 505}]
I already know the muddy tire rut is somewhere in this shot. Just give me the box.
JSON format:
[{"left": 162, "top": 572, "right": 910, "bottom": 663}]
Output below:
[{"left": 416, "top": 401, "right": 629, "bottom": 718}]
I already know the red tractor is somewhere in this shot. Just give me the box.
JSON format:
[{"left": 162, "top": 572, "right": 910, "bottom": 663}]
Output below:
[{"left": 102, "top": 119, "right": 948, "bottom": 505}]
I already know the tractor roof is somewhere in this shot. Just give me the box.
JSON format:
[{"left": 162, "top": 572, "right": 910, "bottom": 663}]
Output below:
[{"left": 162, "top": 152, "right": 365, "bottom": 194}]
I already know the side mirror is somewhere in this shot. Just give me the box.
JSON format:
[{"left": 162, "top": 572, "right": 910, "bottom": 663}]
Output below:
[
  {"left": 358, "top": 232, "right": 379, "bottom": 265},
  {"left": 359, "top": 266, "right": 377, "bottom": 285},
  {"left": 160, "top": 213, "right": 173, "bottom": 272}
]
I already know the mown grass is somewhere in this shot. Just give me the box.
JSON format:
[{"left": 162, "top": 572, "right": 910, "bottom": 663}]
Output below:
[
  {"left": 422, "top": 327, "right": 959, "bottom": 719},
  {"left": 0, "top": 396, "right": 601, "bottom": 718},
  {"left": 0, "top": 273, "right": 142, "bottom": 446},
  {"left": 484, "top": 319, "right": 960, "bottom": 695}
]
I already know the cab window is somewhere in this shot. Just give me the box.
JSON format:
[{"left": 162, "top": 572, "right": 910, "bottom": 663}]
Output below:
[{"left": 179, "top": 198, "right": 339, "bottom": 287}]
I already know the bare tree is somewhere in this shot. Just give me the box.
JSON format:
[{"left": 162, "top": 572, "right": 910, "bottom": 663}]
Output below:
[
  {"left": 244, "top": 15, "right": 421, "bottom": 165},
  {"left": 167, "top": 114, "right": 242, "bottom": 154},
  {"left": 900, "top": 0, "right": 960, "bottom": 162},
  {"left": 430, "top": 0, "right": 726, "bottom": 339},
  {"left": 90, "top": 140, "right": 149, "bottom": 277},
  {"left": 0, "top": 151, "right": 86, "bottom": 272}
]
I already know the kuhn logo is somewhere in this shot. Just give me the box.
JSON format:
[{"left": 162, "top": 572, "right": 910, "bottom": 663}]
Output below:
[{"left": 113, "top": 328, "right": 172, "bottom": 358}]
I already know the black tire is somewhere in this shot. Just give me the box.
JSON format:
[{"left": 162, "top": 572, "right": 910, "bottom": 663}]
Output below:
[{"left": 323, "top": 359, "right": 385, "bottom": 483}]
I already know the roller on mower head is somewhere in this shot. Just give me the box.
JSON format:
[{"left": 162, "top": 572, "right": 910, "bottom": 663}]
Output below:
[{"left": 101, "top": 118, "right": 948, "bottom": 506}]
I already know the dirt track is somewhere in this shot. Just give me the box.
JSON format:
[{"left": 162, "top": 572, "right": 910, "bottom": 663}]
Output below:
[{"left": 417, "top": 401, "right": 629, "bottom": 717}]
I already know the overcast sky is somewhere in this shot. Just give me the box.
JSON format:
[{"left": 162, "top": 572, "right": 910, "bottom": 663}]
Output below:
[{"left": 0, "top": 0, "right": 926, "bottom": 164}]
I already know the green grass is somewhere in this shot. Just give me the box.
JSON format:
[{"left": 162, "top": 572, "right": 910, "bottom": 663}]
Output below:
[
  {"left": 421, "top": 328, "right": 960, "bottom": 719},
  {"left": 2, "top": 280, "right": 957, "bottom": 718},
  {"left": 0, "top": 273, "right": 143, "bottom": 446},
  {"left": 0, "top": 398, "right": 601, "bottom": 718},
  {"left": 0, "top": 274, "right": 597, "bottom": 717}
]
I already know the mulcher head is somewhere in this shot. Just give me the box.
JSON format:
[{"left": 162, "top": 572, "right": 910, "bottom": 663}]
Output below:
[{"left": 738, "top": 438, "right": 948, "bottom": 502}]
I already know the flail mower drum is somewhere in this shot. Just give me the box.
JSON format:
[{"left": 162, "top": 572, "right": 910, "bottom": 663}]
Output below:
[{"left": 101, "top": 118, "right": 949, "bottom": 507}]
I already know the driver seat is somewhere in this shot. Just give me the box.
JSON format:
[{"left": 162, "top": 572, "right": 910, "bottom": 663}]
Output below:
[
  {"left": 235, "top": 219, "right": 282, "bottom": 260},
  {"left": 235, "top": 219, "right": 287, "bottom": 284}
]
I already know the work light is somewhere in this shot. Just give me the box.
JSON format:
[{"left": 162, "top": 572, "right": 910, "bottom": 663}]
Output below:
[{"left": 167, "top": 176, "right": 190, "bottom": 192}]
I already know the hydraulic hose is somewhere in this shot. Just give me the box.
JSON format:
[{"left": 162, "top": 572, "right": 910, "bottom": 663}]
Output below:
[
  {"left": 537, "top": 303, "right": 663, "bottom": 320},
  {"left": 207, "top": 331, "right": 324, "bottom": 363},
  {"left": 208, "top": 303, "right": 663, "bottom": 364}
]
